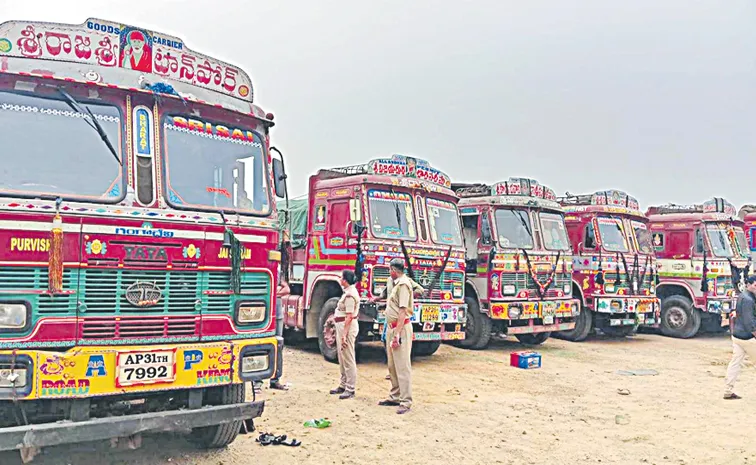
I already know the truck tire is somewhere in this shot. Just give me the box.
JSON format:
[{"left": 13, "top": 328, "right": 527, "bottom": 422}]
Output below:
[
  {"left": 555, "top": 301, "right": 592, "bottom": 342},
  {"left": 412, "top": 341, "right": 441, "bottom": 357},
  {"left": 660, "top": 295, "right": 700, "bottom": 338},
  {"left": 515, "top": 332, "right": 551, "bottom": 345},
  {"left": 317, "top": 297, "right": 340, "bottom": 363},
  {"left": 459, "top": 296, "right": 491, "bottom": 350},
  {"left": 190, "top": 383, "right": 245, "bottom": 449}
]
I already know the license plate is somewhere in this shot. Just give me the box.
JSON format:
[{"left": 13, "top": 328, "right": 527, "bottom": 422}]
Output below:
[
  {"left": 542, "top": 302, "right": 556, "bottom": 316},
  {"left": 421, "top": 305, "right": 440, "bottom": 322},
  {"left": 543, "top": 316, "right": 554, "bottom": 325},
  {"left": 423, "top": 322, "right": 435, "bottom": 331},
  {"left": 116, "top": 349, "right": 176, "bottom": 387}
]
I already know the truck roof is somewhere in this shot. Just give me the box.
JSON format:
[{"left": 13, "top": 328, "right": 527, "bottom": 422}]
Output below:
[
  {"left": 647, "top": 197, "right": 741, "bottom": 224},
  {"left": 311, "top": 154, "right": 456, "bottom": 197},
  {"left": 0, "top": 18, "right": 270, "bottom": 119},
  {"left": 558, "top": 189, "right": 645, "bottom": 219},
  {"left": 452, "top": 178, "right": 563, "bottom": 211}
]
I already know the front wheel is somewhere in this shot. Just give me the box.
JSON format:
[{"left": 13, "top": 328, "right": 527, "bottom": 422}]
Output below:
[
  {"left": 515, "top": 332, "right": 551, "bottom": 345},
  {"left": 660, "top": 295, "right": 700, "bottom": 338},
  {"left": 317, "top": 297, "right": 340, "bottom": 363},
  {"left": 189, "top": 384, "right": 245, "bottom": 449},
  {"left": 458, "top": 296, "right": 491, "bottom": 350},
  {"left": 555, "top": 300, "right": 592, "bottom": 342},
  {"left": 412, "top": 340, "right": 441, "bottom": 357}
]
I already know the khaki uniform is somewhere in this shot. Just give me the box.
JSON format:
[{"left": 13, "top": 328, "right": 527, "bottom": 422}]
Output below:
[
  {"left": 385, "top": 274, "right": 415, "bottom": 408},
  {"left": 335, "top": 285, "right": 360, "bottom": 393}
]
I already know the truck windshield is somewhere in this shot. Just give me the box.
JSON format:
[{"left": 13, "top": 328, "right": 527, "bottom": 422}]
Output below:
[
  {"left": 0, "top": 90, "right": 123, "bottom": 201},
  {"left": 367, "top": 189, "right": 417, "bottom": 240},
  {"left": 539, "top": 212, "right": 570, "bottom": 251},
  {"left": 596, "top": 217, "right": 629, "bottom": 252},
  {"left": 426, "top": 197, "right": 462, "bottom": 246},
  {"left": 495, "top": 208, "right": 533, "bottom": 249},
  {"left": 630, "top": 220, "right": 653, "bottom": 254},
  {"left": 163, "top": 116, "right": 270, "bottom": 214},
  {"left": 735, "top": 229, "right": 750, "bottom": 258},
  {"left": 706, "top": 224, "right": 735, "bottom": 258}
]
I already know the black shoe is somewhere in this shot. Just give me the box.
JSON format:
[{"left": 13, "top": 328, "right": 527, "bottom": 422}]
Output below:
[
  {"left": 339, "top": 391, "right": 355, "bottom": 400},
  {"left": 329, "top": 387, "right": 345, "bottom": 395},
  {"left": 724, "top": 393, "right": 742, "bottom": 400}
]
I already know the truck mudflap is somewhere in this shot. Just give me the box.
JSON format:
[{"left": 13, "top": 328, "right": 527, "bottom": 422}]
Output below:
[{"left": 0, "top": 401, "right": 264, "bottom": 452}]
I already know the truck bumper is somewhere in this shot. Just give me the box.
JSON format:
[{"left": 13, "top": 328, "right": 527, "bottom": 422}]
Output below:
[
  {"left": 595, "top": 297, "right": 661, "bottom": 328},
  {"left": 0, "top": 401, "right": 264, "bottom": 452},
  {"left": 488, "top": 299, "right": 579, "bottom": 334},
  {"left": 0, "top": 337, "right": 280, "bottom": 400}
]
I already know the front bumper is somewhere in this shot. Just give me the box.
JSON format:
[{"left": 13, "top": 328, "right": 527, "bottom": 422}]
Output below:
[
  {"left": 0, "top": 337, "right": 281, "bottom": 400},
  {"left": 488, "top": 299, "right": 579, "bottom": 334},
  {"left": 376, "top": 301, "right": 467, "bottom": 342},
  {"left": 706, "top": 298, "right": 736, "bottom": 314},
  {"left": 0, "top": 401, "right": 264, "bottom": 452},
  {"left": 595, "top": 297, "right": 661, "bottom": 328}
]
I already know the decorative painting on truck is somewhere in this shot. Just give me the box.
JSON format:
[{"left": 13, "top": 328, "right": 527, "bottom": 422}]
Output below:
[
  {"left": 367, "top": 154, "right": 451, "bottom": 188},
  {"left": 0, "top": 18, "right": 254, "bottom": 101}
]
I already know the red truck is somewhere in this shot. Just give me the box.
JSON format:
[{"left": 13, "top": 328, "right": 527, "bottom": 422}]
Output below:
[
  {"left": 280, "top": 155, "right": 467, "bottom": 361},
  {"left": 556, "top": 190, "right": 661, "bottom": 341},
  {"left": 648, "top": 198, "right": 749, "bottom": 338},
  {"left": 452, "top": 179, "right": 579, "bottom": 349}
]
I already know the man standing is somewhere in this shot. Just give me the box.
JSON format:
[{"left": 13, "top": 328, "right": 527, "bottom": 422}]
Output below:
[
  {"left": 724, "top": 275, "right": 756, "bottom": 399},
  {"left": 376, "top": 273, "right": 424, "bottom": 380},
  {"left": 330, "top": 270, "right": 360, "bottom": 399},
  {"left": 378, "top": 258, "right": 415, "bottom": 414}
]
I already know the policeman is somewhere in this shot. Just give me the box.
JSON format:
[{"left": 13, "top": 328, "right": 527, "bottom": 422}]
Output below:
[
  {"left": 330, "top": 270, "right": 360, "bottom": 399},
  {"left": 378, "top": 258, "right": 415, "bottom": 414}
]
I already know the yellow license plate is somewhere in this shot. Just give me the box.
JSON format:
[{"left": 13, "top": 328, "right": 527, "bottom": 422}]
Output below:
[{"left": 421, "top": 305, "right": 440, "bottom": 322}]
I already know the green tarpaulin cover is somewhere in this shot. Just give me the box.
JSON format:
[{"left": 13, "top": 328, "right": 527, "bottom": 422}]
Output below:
[{"left": 277, "top": 198, "right": 308, "bottom": 249}]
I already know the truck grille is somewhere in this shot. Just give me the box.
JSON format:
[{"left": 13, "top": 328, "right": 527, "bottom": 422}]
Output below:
[
  {"left": 371, "top": 266, "right": 464, "bottom": 300},
  {"left": 82, "top": 315, "right": 199, "bottom": 339},
  {"left": 500, "top": 271, "right": 571, "bottom": 298}
]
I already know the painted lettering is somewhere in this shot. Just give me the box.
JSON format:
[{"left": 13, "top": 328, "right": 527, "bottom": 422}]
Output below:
[
  {"left": 124, "top": 245, "right": 168, "bottom": 261},
  {"left": 10, "top": 237, "right": 50, "bottom": 252},
  {"left": 41, "top": 379, "right": 91, "bottom": 396},
  {"left": 183, "top": 350, "right": 203, "bottom": 370},
  {"left": 85, "top": 355, "right": 106, "bottom": 377},
  {"left": 218, "top": 246, "right": 252, "bottom": 260}
]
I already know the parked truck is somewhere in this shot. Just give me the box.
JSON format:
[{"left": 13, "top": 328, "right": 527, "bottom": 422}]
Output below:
[
  {"left": 737, "top": 205, "right": 756, "bottom": 265},
  {"left": 556, "top": 190, "right": 661, "bottom": 341},
  {"left": 648, "top": 198, "right": 749, "bottom": 338},
  {"left": 280, "top": 155, "right": 467, "bottom": 362},
  {"left": 0, "top": 18, "right": 287, "bottom": 460},
  {"left": 452, "top": 179, "right": 579, "bottom": 349}
]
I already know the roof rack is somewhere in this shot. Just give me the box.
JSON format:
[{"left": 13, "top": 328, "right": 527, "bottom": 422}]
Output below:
[
  {"left": 647, "top": 197, "right": 736, "bottom": 216},
  {"left": 558, "top": 190, "right": 640, "bottom": 211},
  {"left": 451, "top": 183, "right": 491, "bottom": 198},
  {"left": 325, "top": 163, "right": 370, "bottom": 176}
]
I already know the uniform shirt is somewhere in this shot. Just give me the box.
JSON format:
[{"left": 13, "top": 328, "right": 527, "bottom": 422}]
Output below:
[
  {"left": 385, "top": 274, "right": 415, "bottom": 323},
  {"left": 335, "top": 284, "right": 360, "bottom": 318},
  {"left": 383, "top": 276, "right": 424, "bottom": 300}
]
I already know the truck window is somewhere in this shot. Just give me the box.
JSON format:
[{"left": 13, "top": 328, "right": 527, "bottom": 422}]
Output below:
[
  {"left": 0, "top": 90, "right": 124, "bottom": 202},
  {"left": 461, "top": 215, "right": 478, "bottom": 257},
  {"left": 313, "top": 204, "right": 327, "bottom": 232},
  {"left": 695, "top": 229, "right": 704, "bottom": 254},
  {"left": 539, "top": 212, "right": 570, "bottom": 251},
  {"left": 367, "top": 189, "right": 417, "bottom": 240},
  {"left": 416, "top": 196, "right": 428, "bottom": 242},
  {"left": 631, "top": 220, "right": 653, "bottom": 254},
  {"left": 736, "top": 228, "right": 750, "bottom": 258},
  {"left": 494, "top": 208, "right": 533, "bottom": 249},
  {"left": 426, "top": 198, "right": 462, "bottom": 246},
  {"left": 596, "top": 217, "right": 629, "bottom": 252},
  {"left": 584, "top": 222, "right": 597, "bottom": 249},
  {"left": 329, "top": 201, "right": 349, "bottom": 235},
  {"left": 706, "top": 224, "right": 734, "bottom": 258}
]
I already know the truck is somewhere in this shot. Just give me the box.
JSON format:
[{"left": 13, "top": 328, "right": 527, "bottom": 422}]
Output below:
[
  {"left": 452, "top": 178, "right": 579, "bottom": 349},
  {"left": 0, "top": 18, "right": 287, "bottom": 460},
  {"left": 737, "top": 205, "right": 756, "bottom": 264},
  {"left": 280, "top": 154, "right": 467, "bottom": 362},
  {"left": 648, "top": 198, "right": 749, "bottom": 338},
  {"left": 556, "top": 190, "right": 661, "bottom": 341}
]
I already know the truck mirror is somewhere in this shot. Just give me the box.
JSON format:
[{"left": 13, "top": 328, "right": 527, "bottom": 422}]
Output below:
[
  {"left": 349, "top": 198, "right": 362, "bottom": 222},
  {"left": 272, "top": 158, "right": 287, "bottom": 199}
]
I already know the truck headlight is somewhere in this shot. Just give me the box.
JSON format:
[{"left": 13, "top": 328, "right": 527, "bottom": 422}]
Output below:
[
  {"left": 0, "top": 304, "right": 26, "bottom": 329},
  {"left": 502, "top": 284, "right": 516, "bottom": 295},
  {"left": 717, "top": 286, "right": 725, "bottom": 295},
  {"left": 507, "top": 305, "right": 521, "bottom": 319},
  {"left": 458, "top": 309, "right": 466, "bottom": 322},
  {"left": 237, "top": 304, "right": 267, "bottom": 323},
  {"left": 0, "top": 369, "right": 27, "bottom": 388},
  {"left": 563, "top": 284, "right": 571, "bottom": 294},
  {"left": 242, "top": 354, "right": 269, "bottom": 373},
  {"left": 605, "top": 284, "right": 616, "bottom": 293},
  {"left": 723, "top": 302, "right": 731, "bottom": 311}
]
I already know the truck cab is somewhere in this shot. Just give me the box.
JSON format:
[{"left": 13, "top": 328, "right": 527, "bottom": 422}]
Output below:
[
  {"left": 649, "top": 198, "right": 749, "bottom": 338},
  {"left": 556, "top": 190, "right": 661, "bottom": 341},
  {"left": 281, "top": 155, "right": 467, "bottom": 361},
  {"left": 453, "top": 178, "right": 579, "bottom": 349}
]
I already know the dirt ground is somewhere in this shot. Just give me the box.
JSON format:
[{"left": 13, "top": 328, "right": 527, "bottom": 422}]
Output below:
[{"left": 3, "top": 332, "right": 756, "bottom": 465}]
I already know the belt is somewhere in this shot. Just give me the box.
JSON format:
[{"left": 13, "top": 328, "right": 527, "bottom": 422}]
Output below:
[
  {"left": 388, "top": 319, "right": 411, "bottom": 329},
  {"left": 334, "top": 316, "right": 353, "bottom": 323}
]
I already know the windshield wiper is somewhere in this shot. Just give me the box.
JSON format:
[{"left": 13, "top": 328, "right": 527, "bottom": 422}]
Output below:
[
  {"left": 513, "top": 210, "right": 533, "bottom": 239},
  {"left": 56, "top": 88, "right": 122, "bottom": 166}
]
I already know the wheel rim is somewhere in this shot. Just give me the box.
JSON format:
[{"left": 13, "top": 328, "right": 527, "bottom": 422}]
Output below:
[
  {"left": 666, "top": 306, "right": 688, "bottom": 329},
  {"left": 323, "top": 314, "right": 337, "bottom": 348}
]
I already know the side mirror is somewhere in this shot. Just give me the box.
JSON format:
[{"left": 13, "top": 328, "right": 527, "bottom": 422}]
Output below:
[
  {"left": 272, "top": 158, "right": 287, "bottom": 199},
  {"left": 349, "top": 198, "right": 362, "bottom": 222}
]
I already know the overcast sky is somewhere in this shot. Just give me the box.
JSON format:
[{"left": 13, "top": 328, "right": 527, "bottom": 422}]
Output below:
[{"left": 4, "top": 0, "right": 755, "bottom": 209}]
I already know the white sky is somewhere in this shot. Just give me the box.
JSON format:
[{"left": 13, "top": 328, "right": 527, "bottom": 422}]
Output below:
[{"left": 3, "top": 0, "right": 755, "bottom": 209}]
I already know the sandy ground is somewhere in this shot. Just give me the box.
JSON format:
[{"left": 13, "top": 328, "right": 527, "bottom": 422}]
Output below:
[{"left": 3, "top": 332, "right": 756, "bottom": 465}]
